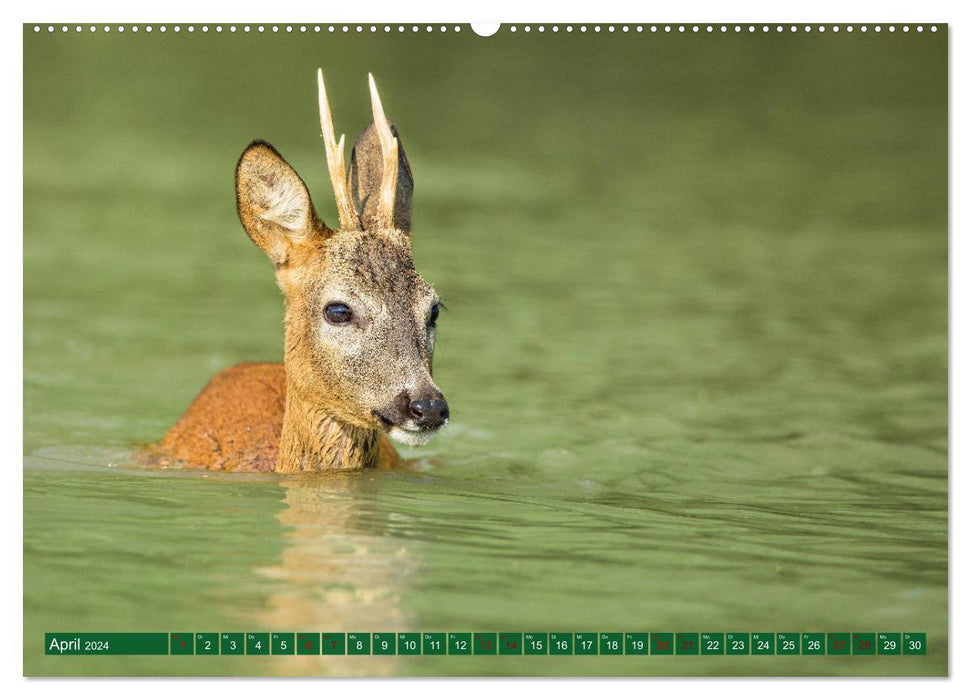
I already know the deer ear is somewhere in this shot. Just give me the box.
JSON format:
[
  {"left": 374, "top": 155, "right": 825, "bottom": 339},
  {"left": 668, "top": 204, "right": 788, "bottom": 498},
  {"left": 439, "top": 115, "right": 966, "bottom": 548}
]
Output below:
[
  {"left": 235, "top": 141, "right": 328, "bottom": 265},
  {"left": 347, "top": 123, "right": 414, "bottom": 233}
]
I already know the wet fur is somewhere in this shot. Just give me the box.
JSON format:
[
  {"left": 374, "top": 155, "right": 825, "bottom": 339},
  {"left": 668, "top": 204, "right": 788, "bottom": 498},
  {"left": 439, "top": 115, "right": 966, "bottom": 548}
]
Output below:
[{"left": 158, "top": 363, "right": 397, "bottom": 471}]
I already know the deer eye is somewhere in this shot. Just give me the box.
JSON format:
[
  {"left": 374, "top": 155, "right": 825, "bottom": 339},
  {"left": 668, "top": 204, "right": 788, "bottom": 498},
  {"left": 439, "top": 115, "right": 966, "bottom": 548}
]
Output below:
[
  {"left": 428, "top": 302, "right": 441, "bottom": 327},
  {"left": 324, "top": 302, "right": 353, "bottom": 325}
]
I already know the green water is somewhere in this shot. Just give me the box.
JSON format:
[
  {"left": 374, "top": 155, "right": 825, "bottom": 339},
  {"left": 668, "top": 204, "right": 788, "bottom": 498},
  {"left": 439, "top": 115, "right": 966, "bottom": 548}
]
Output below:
[{"left": 23, "top": 26, "right": 947, "bottom": 676}]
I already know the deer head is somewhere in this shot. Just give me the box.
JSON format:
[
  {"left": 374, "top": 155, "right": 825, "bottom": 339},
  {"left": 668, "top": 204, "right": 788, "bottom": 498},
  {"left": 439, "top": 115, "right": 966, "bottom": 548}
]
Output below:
[{"left": 234, "top": 70, "right": 448, "bottom": 447}]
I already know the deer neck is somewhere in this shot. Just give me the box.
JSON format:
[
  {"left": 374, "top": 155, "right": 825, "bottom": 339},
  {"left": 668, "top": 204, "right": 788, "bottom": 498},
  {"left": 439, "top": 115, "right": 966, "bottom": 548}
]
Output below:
[{"left": 277, "top": 381, "right": 381, "bottom": 471}]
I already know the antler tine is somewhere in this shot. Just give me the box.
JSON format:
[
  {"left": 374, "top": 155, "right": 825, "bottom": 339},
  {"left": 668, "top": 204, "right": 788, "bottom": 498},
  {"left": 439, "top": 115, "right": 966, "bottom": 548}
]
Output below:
[
  {"left": 317, "top": 68, "right": 360, "bottom": 231},
  {"left": 368, "top": 72, "right": 400, "bottom": 230}
]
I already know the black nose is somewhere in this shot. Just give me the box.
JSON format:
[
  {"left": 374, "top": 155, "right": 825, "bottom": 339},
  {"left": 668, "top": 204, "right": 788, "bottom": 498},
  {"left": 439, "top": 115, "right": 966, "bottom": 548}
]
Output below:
[{"left": 408, "top": 395, "right": 449, "bottom": 430}]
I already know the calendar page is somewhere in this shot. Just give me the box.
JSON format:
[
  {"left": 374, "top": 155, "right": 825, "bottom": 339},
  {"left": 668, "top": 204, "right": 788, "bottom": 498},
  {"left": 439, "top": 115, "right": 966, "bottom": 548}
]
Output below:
[{"left": 22, "top": 20, "right": 947, "bottom": 677}]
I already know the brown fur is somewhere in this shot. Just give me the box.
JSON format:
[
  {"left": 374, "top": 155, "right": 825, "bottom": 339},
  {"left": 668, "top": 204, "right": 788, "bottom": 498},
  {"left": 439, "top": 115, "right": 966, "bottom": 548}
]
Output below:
[
  {"left": 155, "top": 74, "right": 445, "bottom": 472},
  {"left": 158, "top": 363, "right": 397, "bottom": 472}
]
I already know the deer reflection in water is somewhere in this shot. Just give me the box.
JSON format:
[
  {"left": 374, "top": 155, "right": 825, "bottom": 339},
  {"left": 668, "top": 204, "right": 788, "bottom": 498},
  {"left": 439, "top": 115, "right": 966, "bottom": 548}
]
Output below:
[{"left": 253, "top": 472, "right": 421, "bottom": 675}]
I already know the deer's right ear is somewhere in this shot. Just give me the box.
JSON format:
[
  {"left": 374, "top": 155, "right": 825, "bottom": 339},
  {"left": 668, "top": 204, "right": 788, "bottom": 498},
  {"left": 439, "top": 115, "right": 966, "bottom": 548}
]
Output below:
[{"left": 235, "top": 141, "right": 329, "bottom": 265}]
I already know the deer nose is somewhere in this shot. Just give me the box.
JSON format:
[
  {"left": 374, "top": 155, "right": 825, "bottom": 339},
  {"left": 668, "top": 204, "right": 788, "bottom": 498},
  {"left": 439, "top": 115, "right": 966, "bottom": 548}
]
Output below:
[{"left": 408, "top": 395, "right": 449, "bottom": 430}]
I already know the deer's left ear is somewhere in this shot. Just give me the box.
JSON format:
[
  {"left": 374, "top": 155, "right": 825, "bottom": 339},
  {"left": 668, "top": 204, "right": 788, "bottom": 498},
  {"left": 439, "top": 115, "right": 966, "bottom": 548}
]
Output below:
[
  {"left": 235, "top": 140, "right": 329, "bottom": 265},
  {"left": 348, "top": 122, "right": 414, "bottom": 233}
]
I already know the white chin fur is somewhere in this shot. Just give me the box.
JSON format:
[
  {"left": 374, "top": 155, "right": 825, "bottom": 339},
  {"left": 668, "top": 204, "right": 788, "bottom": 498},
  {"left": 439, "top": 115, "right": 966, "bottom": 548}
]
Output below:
[{"left": 388, "top": 426, "right": 439, "bottom": 447}]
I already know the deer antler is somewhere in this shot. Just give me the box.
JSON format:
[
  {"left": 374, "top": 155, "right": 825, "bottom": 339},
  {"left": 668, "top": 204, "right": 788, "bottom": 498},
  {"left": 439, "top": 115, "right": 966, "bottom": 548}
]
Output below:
[
  {"left": 367, "top": 72, "right": 400, "bottom": 230},
  {"left": 317, "top": 68, "right": 360, "bottom": 231}
]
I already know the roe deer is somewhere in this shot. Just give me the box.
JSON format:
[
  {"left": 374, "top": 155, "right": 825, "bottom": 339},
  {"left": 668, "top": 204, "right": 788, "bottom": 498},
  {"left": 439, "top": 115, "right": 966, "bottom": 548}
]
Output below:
[{"left": 158, "top": 70, "right": 448, "bottom": 472}]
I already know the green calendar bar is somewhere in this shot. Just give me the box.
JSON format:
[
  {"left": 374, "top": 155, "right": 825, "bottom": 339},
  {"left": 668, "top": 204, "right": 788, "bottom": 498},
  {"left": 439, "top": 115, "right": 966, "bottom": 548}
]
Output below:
[
  {"left": 600, "top": 633, "right": 623, "bottom": 655},
  {"left": 575, "top": 632, "right": 598, "bottom": 655},
  {"left": 802, "top": 632, "right": 825, "bottom": 655},
  {"left": 398, "top": 633, "right": 422, "bottom": 656},
  {"left": 246, "top": 633, "right": 268, "bottom": 655},
  {"left": 170, "top": 632, "right": 193, "bottom": 655},
  {"left": 828, "top": 633, "right": 851, "bottom": 655},
  {"left": 423, "top": 633, "right": 446, "bottom": 655},
  {"left": 903, "top": 633, "right": 926, "bottom": 655},
  {"left": 550, "top": 632, "right": 573, "bottom": 655},
  {"left": 727, "top": 632, "right": 750, "bottom": 655},
  {"left": 625, "top": 633, "right": 649, "bottom": 655},
  {"left": 44, "top": 631, "right": 929, "bottom": 656},
  {"left": 701, "top": 632, "right": 724, "bottom": 655},
  {"left": 473, "top": 632, "right": 497, "bottom": 655},
  {"left": 321, "top": 632, "right": 346, "bottom": 655},
  {"left": 777, "top": 633, "right": 799, "bottom": 655},
  {"left": 221, "top": 633, "right": 243, "bottom": 655},
  {"left": 45, "top": 633, "right": 169, "bottom": 655},
  {"left": 676, "top": 633, "right": 699, "bottom": 655},
  {"left": 853, "top": 633, "right": 875, "bottom": 655},
  {"left": 372, "top": 633, "right": 395, "bottom": 655},
  {"left": 196, "top": 633, "right": 219, "bottom": 656},
  {"left": 651, "top": 633, "right": 673, "bottom": 655},
  {"left": 499, "top": 633, "right": 523, "bottom": 655},
  {"left": 878, "top": 632, "right": 901, "bottom": 655},
  {"left": 525, "top": 632, "right": 548, "bottom": 655},
  {"left": 752, "top": 633, "right": 774, "bottom": 655},
  {"left": 448, "top": 633, "right": 471, "bottom": 655},
  {"left": 296, "top": 633, "right": 320, "bottom": 655},
  {"left": 347, "top": 633, "right": 370, "bottom": 655},
  {"left": 271, "top": 633, "right": 294, "bottom": 655}
]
